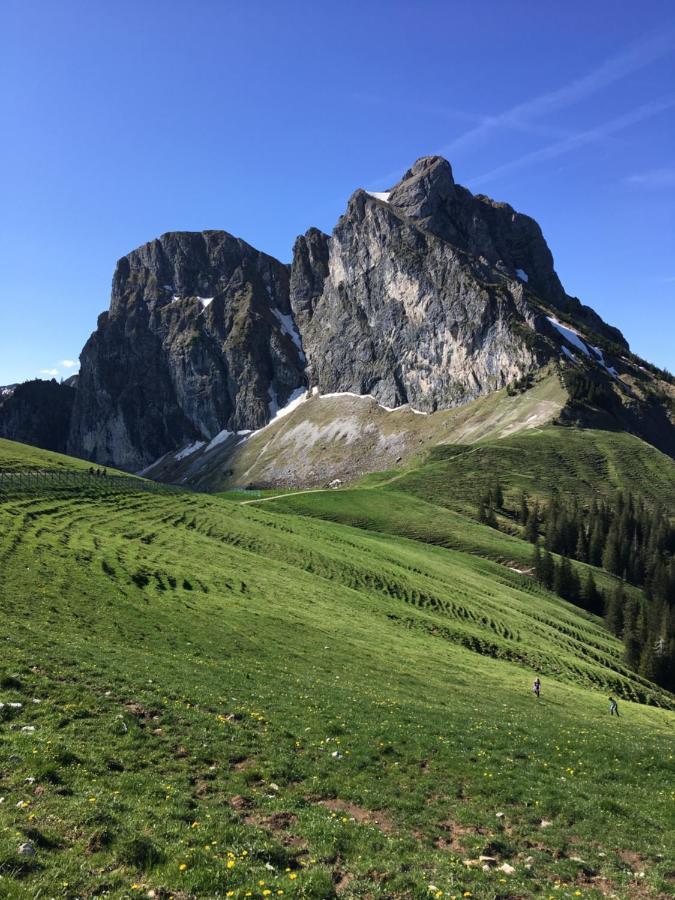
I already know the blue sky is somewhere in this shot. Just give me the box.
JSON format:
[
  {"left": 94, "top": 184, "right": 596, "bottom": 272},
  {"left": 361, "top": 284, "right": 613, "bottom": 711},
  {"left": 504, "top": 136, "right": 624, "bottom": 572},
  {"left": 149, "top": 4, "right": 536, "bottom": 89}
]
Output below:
[{"left": 1, "top": 0, "right": 674, "bottom": 384}]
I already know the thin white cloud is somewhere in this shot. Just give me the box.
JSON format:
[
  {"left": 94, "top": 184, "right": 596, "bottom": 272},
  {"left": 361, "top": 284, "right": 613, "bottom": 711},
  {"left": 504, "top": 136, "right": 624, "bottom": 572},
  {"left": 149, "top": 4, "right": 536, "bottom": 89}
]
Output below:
[
  {"left": 368, "top": 28, "right": 675, "bottom": 191},
  {"left": 468, "top": 96, "right": 675, "bottom": 187},
  {"left": 626, "top": 166, "right": 675, "bottom": 187},
  {"left": 40, "top": 368, "right": 59, "bottom": 377},
  {"left": 60, "top": 359, "right": 78, "bottom": 368},
  {"left": 441, "top": 28, "right": 675, "bottom": 158}
]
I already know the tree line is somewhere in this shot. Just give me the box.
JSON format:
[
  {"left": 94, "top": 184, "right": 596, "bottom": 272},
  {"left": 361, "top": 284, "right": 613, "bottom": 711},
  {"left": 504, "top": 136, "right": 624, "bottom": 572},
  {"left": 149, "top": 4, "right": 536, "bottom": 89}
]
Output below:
[{"left": 478, "top": 483, "right": 675, "bottom": 691}]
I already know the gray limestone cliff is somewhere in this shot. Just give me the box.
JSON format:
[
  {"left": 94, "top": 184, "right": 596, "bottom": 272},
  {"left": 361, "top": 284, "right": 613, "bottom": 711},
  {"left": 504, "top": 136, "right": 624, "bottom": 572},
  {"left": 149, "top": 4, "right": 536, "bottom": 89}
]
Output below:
[
  {"left": 289, "top": 156, "right": 625, "bottom": 411},
  {"left": 68, "top": 231, "right": 305, "bottom": 471}
]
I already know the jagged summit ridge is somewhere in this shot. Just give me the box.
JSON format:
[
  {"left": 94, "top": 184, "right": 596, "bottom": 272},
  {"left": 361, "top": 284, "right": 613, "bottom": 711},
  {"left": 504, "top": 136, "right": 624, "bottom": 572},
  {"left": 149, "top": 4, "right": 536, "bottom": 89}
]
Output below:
[
  {"left": 3, "top": 155, "right": 660, "bottom": 471},
  {"left": 289, "top": 156, "right": 624, "bottom": 414}
]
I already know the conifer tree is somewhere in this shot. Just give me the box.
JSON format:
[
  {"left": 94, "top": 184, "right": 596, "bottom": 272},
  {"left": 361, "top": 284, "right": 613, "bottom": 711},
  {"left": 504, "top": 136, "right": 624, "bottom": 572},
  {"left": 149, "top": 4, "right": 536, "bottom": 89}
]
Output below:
[
  {"left": 524, "top": 504, "right": 539, "bottom": 543},
  {"left": 519, "top": 492, "right": 529, "bottom": 525},
  {"left": 540, "top": 549, "right": 555, "bottom": 589},
  {"left": 581, "top": 570, "right": 602, "bottom": 615},
  {"left": 605, "top": 583, "right": 625, "bottom": 636}
]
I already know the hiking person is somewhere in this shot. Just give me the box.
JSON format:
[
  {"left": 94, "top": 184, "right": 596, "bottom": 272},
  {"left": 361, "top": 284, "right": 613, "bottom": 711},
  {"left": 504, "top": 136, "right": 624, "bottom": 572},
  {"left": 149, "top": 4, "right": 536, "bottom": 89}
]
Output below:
[
  {"left": 609, "top": 696, "right": 619, "bottom": 716},
  {"left": 533, "top": 677, "right": 541, "bottom": 699}
]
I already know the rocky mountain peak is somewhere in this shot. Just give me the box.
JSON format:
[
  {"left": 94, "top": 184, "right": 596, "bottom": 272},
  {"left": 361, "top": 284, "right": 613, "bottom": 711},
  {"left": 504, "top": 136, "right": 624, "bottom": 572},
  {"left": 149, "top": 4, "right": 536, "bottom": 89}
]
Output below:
[
  {"left": 386, "top": 155, "right": 456, "bottom": 223},
  {"left": 3, "top": 155, "right": 654, "bottom": 473},
  {"left": 68, "top": 229, "right": 305, "bottom": 471}
]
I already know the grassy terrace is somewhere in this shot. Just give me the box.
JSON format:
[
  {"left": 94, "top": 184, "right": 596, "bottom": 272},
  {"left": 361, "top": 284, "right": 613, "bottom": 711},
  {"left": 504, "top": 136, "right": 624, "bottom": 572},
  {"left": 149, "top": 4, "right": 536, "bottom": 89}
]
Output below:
[{"left": 0, "top": 439, "right": 673, "bottom": 899}]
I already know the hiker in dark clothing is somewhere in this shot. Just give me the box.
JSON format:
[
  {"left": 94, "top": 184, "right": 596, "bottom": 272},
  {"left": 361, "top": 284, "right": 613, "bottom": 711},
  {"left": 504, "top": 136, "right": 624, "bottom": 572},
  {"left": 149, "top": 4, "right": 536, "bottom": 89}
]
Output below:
[
  {"left": 533, "top": 677, "right": 541, "bottom": 699},
  {"left": 609, "top": 697, "right": 619, "bottom": 716}
]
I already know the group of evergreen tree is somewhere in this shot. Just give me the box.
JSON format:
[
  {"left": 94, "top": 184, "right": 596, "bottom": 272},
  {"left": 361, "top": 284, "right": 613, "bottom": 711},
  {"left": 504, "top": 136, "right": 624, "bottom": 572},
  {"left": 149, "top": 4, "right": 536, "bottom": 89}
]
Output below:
[
  {"left": 564, "top": 370, "right": 615, "bottom": 411},
  {"left": 530, "top": 543, "right": 605, "bottom": 614},
  {"left": 476, "top": 481, "right": 674, "bottom": 691}
]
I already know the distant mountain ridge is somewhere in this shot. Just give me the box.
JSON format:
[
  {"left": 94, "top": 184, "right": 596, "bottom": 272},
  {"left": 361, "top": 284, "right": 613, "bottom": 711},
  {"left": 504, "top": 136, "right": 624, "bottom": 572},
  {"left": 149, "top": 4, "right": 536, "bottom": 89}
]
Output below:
[{"left": 2, "top": 157, "right": 673, "bottom": 472}]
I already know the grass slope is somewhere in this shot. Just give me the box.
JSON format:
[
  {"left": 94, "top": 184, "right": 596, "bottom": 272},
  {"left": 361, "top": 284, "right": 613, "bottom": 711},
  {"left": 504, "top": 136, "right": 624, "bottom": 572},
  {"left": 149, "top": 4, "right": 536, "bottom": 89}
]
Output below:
[
  {"left": 0, "top": 438, "right": 130, "bottom": 476},
  {"left": 384, "top": 428, "right": 675, "bottom": 516},
  {"left": 0, "top": 442, "right": 674, "bottom": 899},
  {"left": 261, "top": 488, "right": 644, "bottom": 607}
]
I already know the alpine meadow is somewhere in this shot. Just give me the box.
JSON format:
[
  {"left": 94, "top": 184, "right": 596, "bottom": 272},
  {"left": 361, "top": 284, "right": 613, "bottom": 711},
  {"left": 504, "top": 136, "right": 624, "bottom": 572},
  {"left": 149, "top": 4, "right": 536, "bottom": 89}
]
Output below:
[{"left": 2, "top": 7, "right": 675, "bottom": 898}]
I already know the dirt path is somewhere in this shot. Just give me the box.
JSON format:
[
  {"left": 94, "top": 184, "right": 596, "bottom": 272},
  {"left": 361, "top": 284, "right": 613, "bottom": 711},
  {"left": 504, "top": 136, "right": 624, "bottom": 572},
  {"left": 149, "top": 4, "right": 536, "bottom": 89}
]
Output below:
[{"left": 239, "top": 488, "right": 330, "bottom": 505}]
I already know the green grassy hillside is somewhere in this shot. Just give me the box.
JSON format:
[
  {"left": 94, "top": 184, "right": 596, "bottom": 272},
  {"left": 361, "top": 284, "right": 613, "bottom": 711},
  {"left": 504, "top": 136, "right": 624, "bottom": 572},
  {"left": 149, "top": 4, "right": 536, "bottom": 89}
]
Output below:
[
  {"left": 260, "top": 488, "right": 644, "bottom": 606},
  {"left": 0, "top": 440, "right": 674, "bottom": 899},
  {"left": 382, "top": 427, "right": 675, "bottom": 516},
  {"left": 0, "top": 437, "right": 130, "bottom": 476}
]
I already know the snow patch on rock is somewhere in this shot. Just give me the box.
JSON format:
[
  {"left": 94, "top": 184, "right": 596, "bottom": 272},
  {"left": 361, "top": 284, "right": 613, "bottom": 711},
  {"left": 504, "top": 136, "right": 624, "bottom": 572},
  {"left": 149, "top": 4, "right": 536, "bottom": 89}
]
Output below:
[
  {"left": 206, "top": 429, "right": 233, "bottom": 452},
  {"left": 175, "top": 440, "right": 205, "bottom": 461},
  {"left": 546, "top": 316, "right": 591, "bottom": 357},
  {"left": 365, "top": 191, "right": 391, "bottom": 202},
  {"left": 318, "top": 391, "right": 427, "bottom": 415},
  {"left": 272, "top": 308, "right": 305, "bottom": 358}
]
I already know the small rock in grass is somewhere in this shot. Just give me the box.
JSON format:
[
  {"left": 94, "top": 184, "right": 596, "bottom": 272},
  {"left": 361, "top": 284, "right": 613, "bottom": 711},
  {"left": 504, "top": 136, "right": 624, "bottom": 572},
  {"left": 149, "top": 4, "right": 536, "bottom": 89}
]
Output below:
[
  {"left": 268, "top": 782, "right": 279, "bottom": 791},
  {"left": 21, "top": 726, "right": 35, "bottom": 734},
  {"left": 479, "top": 856, "right": 498, "bottom": 866},
  {"left": 18, "top": 842, "right": 35, "bottom": 857},
  {"left": 264, "top": 862, "right": 275, "bottom": 871},
  {"left": 495, "top": 811, "right": 505, "bottom": 819},
  {"left": 9, "top": 702, "right": 23, "bottom": 709},
  {"left": 24, "top": 777, "right": 36, "bottom": 784},
  {"left": 499, "top": 863, "right": 515, "bottom": 874},
  {"left": 331, "top": 751, "right": 343, "bottom": 759},
  {"left": 32, "top": 698, "right": 41, "bottom": 704},
  {"left": 540, "top": 818, "right": 552, "bottom": 828},
  {"left": 570, "top": 856, "right": 584, "bottom": 863}
]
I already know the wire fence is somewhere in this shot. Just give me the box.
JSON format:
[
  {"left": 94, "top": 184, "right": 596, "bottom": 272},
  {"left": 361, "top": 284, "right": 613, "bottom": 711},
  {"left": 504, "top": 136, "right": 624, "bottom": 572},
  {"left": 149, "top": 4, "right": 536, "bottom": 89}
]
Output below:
[{"left": 0, "top": 469, "right": 192, "bottom": 501}]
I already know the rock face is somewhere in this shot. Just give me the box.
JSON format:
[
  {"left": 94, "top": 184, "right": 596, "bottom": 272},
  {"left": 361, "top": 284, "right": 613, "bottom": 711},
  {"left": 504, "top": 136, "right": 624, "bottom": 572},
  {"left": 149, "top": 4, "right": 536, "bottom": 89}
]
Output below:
[
  {"left": 68, "top": 231, "right": 305, "bottom": 471},
  {"left": 6, "top": 155, "right": 646, "bottom": 471},
  {"left": 290, "top": 157, "right": 624, "bottom": 410},
  {"left": 0, "top": 379, "right": 75, "bottom": 453}
]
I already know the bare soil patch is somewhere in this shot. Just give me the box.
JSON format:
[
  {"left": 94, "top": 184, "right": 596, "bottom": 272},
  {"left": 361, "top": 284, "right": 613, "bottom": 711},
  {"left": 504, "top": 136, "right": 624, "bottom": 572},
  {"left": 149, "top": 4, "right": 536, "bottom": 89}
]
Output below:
[{"left": 318, "top": 798, "right": 395, "bottom": 833}]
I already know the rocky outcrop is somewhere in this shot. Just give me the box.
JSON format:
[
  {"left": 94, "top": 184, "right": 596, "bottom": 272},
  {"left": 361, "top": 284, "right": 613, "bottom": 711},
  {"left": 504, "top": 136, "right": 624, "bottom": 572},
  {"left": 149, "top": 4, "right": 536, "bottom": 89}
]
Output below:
[
  {"left": 289, "top": 157, "right": 628, "bottom": 412},
  {"left": 68, "top": 231, "right": 305, "bottom": 471},
  {"left": 0, "top": 379, "right": 75, "bottom": 453},
  {"left": 8, "top": 155, "right": 651, "bottom": 471},
  {"left": 289, "top": 158, "right": 572, "bottom": 411}
]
